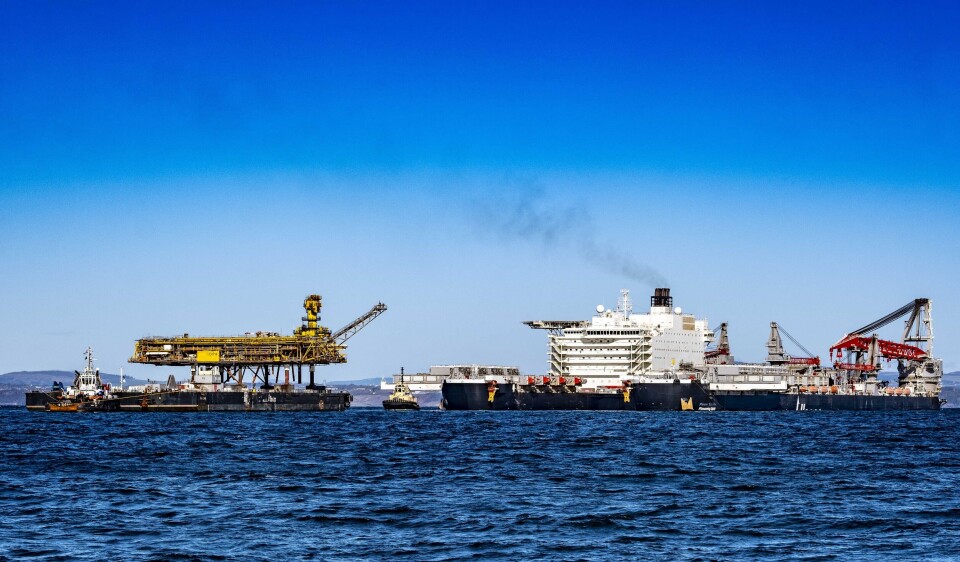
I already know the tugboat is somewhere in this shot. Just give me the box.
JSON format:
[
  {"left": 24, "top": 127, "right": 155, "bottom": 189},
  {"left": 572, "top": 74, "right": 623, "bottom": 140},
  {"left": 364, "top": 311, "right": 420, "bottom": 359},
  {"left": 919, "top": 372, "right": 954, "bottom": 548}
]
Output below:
[
  {"left": 27, "top": 347, "right": 117, "bottom": 412},
  {"left": 383, "top": 368, "right": 420, "bottom": 411}
]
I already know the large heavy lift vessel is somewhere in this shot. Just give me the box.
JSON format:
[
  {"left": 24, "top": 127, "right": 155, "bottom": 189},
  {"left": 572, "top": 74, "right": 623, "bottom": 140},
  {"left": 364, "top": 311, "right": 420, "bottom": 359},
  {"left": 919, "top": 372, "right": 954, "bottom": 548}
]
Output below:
[
  {"left": 441, "top": 289, "right": 944, "bottom": 411},
  {"left": 26, "top": 294, "right": 386, "bottom": 412}
]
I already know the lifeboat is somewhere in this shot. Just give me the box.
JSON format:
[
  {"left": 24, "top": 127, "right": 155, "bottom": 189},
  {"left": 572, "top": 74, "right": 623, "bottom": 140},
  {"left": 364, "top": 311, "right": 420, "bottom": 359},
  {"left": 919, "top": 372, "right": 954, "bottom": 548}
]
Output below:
[
  {"left": 830, "top": 386, "right": 838, "bottom": 394},
  {"left": 894, "top": 388, "right": 904, "bottom": 396},
  {"left": 903, "top": 387, "right": 912, "bottom": 396},
  {"left": 46, "top": 401, "right": 79, "bottom": 412}
]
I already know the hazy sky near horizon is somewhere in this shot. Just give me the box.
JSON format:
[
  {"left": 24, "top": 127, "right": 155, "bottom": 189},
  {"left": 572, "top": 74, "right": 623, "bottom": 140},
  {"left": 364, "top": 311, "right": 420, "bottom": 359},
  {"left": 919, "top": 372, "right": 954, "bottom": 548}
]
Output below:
[{"left": 2, "top": 1, "right": 959, "bottom": 379}]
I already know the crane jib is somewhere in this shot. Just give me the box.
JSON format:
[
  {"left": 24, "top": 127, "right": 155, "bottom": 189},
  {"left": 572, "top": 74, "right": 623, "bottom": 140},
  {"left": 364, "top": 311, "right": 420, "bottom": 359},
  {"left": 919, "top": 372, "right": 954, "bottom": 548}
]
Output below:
[
  {"left": 849, "top": 298, "right": 928, "bottom": 336},
  {"left": 331, "top": 303, "right": 388, "bottom": 345}
]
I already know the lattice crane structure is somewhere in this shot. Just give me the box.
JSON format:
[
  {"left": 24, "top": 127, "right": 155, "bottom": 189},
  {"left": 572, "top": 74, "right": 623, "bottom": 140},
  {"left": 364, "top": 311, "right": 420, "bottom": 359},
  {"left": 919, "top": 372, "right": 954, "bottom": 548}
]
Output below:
[
  {"left": 130, "top": 294, "right": 387, "bottom": 389},
  {"left": 828, "top": 298, "right": 941, "bottom": 394}
]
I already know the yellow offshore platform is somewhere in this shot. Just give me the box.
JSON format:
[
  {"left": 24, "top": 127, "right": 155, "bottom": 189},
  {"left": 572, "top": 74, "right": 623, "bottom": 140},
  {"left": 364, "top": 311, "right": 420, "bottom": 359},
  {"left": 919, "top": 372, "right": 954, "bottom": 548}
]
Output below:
[{"left": 130, "top": 294, "right": 386, "bottom": 388}]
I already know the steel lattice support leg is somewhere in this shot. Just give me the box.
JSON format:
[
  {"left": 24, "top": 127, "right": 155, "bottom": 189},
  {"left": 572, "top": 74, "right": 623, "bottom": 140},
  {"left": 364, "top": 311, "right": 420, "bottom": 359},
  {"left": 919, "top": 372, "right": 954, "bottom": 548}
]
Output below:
[{"left": 261, "top": 365, "right": 273, "bottom": 390}]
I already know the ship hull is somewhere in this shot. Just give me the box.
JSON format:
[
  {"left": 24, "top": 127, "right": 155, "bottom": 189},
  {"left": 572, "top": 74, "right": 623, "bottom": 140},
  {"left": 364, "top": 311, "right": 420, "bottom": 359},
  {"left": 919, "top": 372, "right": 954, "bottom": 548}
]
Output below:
[
  {"left": 441, "top": 381, "right": 711, "bottom": 411},
  {"left": 440, "top": 382, "right": 941, "bottom": 411},
  {"left": 383, "top": 399, "right": 420, "bottom": 411},
  {"left": 26, "top": 389, "right": 352, "bottom": 412},
  {"left": 711, "top": 392, "right": 941, "bottom": 411}
]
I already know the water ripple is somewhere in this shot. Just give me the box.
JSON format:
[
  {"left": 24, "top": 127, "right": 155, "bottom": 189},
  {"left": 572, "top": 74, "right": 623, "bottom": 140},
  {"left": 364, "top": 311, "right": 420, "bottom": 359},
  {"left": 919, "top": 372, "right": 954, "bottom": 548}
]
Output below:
[{"left": 0, "top": 408, "right": 958, "bottom": 560}]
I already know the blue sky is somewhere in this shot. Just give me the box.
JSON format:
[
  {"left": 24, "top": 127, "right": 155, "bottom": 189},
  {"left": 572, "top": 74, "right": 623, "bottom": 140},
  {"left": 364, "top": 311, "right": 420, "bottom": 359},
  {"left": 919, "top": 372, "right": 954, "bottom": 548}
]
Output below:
[{"left": 1, "top": 1, "right": 958, "bottom": 378}]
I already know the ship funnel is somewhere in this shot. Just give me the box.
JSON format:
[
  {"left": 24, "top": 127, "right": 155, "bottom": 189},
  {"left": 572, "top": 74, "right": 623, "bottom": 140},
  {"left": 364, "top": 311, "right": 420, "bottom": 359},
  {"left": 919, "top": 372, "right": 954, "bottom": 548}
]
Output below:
[{"left": 651, "top": 288, "right": 673, "bottom": 308}]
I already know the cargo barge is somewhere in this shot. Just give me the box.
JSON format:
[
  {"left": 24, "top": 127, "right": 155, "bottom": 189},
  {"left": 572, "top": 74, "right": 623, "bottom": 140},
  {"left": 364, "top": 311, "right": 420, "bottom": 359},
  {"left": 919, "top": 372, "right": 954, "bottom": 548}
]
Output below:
[
  {"left": 26, "top": 349, "right": 351, "bottom": 412},
  {"left": 27, "top": 293, "right": 383, "bottom": 413},
  {"left": 27, "top": 388, "right": 351, "bottom": 412}
]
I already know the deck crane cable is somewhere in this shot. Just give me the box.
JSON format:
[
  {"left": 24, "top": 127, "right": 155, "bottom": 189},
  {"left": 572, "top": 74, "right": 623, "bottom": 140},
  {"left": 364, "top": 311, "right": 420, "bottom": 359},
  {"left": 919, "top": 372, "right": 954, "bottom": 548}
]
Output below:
[
  {"left": 777, "top": 325, "right": 816, "bottom": 359},
  {"left": 848, "top": 299, "right": 928, "bottom": 336}
]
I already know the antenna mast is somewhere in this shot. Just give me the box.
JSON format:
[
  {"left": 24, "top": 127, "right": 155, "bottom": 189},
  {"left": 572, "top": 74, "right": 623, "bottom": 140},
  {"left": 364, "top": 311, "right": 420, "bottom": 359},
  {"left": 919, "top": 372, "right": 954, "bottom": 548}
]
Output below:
[{"left": 618, "top": 289, "right": 633, "bottom": 318}]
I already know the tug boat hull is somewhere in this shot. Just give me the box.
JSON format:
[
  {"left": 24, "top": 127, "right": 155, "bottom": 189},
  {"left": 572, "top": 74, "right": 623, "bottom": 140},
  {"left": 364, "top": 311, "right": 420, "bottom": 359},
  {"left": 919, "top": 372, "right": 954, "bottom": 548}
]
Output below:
[{"left": 382, "top": 399, "right": 420, "bottom": 411}]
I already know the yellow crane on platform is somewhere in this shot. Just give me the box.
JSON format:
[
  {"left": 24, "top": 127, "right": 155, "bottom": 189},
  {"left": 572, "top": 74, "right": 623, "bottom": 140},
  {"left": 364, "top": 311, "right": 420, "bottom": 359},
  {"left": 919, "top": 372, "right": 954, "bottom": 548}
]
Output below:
[{"left": 129, "top": 294, "right": 387, "bottom": 389}]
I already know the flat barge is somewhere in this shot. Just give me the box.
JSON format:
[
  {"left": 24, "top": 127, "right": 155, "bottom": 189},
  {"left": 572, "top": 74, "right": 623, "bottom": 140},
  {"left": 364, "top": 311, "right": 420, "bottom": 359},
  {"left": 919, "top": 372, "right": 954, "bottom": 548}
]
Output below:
[
  {"left": 28, "top": 294, "right": 383, "bottom": 413},
  {"left": 26, "top": 387, "right": 351, "bottom": 412}
]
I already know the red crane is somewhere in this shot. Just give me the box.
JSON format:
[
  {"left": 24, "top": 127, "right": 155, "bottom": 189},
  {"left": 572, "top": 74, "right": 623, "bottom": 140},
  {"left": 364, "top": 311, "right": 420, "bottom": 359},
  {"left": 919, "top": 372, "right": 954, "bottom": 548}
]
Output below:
[{"left": 830, "top": 299, "right": 931, "bottom": 372}]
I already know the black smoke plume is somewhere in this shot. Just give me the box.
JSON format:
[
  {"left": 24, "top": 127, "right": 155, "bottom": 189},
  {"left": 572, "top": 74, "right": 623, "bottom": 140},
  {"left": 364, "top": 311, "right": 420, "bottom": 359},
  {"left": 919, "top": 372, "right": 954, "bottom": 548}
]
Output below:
[{"left": 475, "top": 182, "right": 669, "bottom": 288}]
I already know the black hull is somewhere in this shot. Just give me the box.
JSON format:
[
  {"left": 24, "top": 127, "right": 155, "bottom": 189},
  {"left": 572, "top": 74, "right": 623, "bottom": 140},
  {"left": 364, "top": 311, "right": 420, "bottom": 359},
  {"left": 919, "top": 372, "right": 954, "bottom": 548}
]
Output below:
[
  {"left": 26, "top": 389, "right": 352, "bottom": 412},
  {"left": 711, "top": 392, "right": 941, "bottom": 411},
  {"left": 440, "top": 382, "right": 942, "bottom": 411},
  {"left": 383, "top": 399, "right": 420, "bottom": 411},
  {"left": 441, "top": 381, "right": 710, "bottom": 411}
]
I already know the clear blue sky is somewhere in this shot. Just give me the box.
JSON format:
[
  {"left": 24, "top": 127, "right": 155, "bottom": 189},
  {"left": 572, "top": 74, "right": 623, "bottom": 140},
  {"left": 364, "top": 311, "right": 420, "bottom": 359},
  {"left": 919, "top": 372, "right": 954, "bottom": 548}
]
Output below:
[{"left": 1, "top": 1, "right": 958, "bottom": 379}]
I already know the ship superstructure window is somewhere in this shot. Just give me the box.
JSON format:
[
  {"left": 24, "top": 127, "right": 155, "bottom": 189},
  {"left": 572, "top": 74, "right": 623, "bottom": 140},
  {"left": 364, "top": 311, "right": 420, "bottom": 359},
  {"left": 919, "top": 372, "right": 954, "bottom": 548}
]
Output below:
[{"left": 537, "top": 289, "right": 709, "bottom": 378}]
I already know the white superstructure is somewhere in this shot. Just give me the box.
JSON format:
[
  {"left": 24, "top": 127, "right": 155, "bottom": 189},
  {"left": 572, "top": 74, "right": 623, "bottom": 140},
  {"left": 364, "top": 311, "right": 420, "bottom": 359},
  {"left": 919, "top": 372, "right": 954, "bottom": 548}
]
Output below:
[
  {"left": 55, "top": 347, "right": 112, "bottom": 399},
  {"left": 75, "top": 348, "right": 102, "bottom": 395},
  {"left": 382, "top": 289, "right": 712, "bottom": 393},
  {"left": 526, "top": 288, "right": 714, "bottom": 389},
  {"left": 380, "top": 365, "right": 520, "bottom": 391}
]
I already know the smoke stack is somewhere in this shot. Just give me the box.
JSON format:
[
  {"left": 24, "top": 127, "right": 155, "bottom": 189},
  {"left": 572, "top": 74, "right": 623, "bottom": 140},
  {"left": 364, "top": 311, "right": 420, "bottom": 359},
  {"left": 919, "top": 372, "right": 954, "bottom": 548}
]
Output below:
[{"left": 651, "top": 288, "right": 673, "bottom": 308}]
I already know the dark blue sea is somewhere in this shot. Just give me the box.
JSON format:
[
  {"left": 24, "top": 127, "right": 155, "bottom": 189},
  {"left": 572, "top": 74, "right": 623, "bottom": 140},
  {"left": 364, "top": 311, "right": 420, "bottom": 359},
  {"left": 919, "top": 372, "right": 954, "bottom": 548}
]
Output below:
[{"left": 1, "top": 408, "right": 959, "bottom": 561}]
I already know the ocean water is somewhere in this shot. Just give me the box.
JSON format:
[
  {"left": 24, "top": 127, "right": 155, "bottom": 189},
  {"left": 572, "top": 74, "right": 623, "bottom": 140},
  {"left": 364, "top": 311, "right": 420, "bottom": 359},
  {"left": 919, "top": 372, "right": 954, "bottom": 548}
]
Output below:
[{"left": 1, "top": 408, "right": 958, "bottom": 561}]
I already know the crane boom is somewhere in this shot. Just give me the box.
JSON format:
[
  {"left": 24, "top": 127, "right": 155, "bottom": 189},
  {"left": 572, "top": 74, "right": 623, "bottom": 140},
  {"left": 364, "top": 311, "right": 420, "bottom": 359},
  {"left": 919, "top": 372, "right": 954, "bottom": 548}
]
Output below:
[
  {"left": 830, "top": 335, "right": 926, "bottom": 361},
  {"left": 849, "top": 299, "right": 928, "bottom": 336},
  {"left": 332, "top": 303, "right": 388, "bottom": 344},
  {"left": 778, "top": 325, "right": 816, "bottom": 359},
  {"left": 830, "top": 298, "right": 933, "bottom": 373}
]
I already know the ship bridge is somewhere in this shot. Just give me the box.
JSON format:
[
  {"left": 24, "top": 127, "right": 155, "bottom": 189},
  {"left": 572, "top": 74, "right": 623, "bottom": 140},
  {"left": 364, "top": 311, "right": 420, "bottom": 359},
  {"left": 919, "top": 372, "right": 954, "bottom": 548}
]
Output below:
[{"left": 129, "top": 294, "right": 386, "bottom": 389}]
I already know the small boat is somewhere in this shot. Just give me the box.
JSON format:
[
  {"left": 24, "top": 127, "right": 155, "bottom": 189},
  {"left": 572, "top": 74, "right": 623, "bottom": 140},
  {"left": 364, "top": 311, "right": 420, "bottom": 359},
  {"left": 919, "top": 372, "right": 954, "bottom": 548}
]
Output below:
[
  {"left": 30, "top": 348, "right": 109, "bottom": 413},
  {"left": 383, "top": 371, "right": 420, "bottom": 411},
  {"left": 46, "top": 402, "right": 79, "bottom": 412}
]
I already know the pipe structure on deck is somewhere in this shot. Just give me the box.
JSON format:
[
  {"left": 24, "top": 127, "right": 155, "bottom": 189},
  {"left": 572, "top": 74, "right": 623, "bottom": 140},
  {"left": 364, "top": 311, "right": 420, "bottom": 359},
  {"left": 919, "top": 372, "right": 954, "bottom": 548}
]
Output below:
[{"left": 129, "top": 294, "right": 386, "bottom": 389}]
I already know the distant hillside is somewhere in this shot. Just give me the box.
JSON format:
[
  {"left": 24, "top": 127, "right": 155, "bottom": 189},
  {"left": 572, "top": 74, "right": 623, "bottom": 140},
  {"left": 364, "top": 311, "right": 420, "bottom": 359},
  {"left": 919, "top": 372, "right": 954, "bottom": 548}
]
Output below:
[
  {"left": 875, "top": 371, "right": 960, "bottom": 385},
  {"left": 0, "top": 370, "right": 149, "bottom": 388},
  {"left": 328, "top": 377, "right": 388, "bottom": 386}
]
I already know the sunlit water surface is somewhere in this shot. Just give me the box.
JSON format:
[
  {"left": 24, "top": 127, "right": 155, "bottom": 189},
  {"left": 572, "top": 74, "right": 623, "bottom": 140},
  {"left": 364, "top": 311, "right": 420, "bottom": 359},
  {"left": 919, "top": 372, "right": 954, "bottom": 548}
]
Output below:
[{"left": 1, "top": 408, "right": 958, "bottom": 560}]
